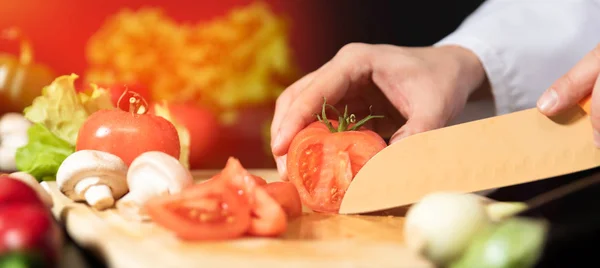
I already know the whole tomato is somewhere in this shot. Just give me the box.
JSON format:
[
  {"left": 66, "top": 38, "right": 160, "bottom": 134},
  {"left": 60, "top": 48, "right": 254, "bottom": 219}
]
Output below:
[
  {"left": 286, "top": 103, "right": 387, "bottom": 213},
  {"left": 0, "top": 203, "right": 62, "bottom": 267},
  {"left": 150, "top": 102, "right": 219, "bottom": 170},
  {"left": 76, "top": 92, "right": 180, "bottom": 166}
]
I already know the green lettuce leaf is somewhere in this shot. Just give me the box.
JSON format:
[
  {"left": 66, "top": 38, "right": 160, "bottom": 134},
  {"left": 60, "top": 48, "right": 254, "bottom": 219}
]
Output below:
[{"left": 15, "top": 123, "right": 75, "bottom": 181}]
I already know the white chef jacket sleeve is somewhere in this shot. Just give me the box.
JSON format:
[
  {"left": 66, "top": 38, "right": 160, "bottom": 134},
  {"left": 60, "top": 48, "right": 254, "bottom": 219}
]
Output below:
[{"left": 435, "top": 0, "right": 600, "bottom": 115}]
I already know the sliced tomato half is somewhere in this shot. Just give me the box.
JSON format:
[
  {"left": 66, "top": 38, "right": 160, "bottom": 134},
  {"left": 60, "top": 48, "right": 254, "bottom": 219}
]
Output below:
[
  {"left": 145, "top": 179, "right": 251, "bottom": 241},
  {"left": 287, "top": 120, "right": 387, "bottom": 213}
]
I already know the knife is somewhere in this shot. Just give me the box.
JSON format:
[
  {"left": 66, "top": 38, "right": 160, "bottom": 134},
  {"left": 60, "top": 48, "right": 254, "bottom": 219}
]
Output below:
[{"left": 338, "top": 95, "right": 600, "bottom": 214}]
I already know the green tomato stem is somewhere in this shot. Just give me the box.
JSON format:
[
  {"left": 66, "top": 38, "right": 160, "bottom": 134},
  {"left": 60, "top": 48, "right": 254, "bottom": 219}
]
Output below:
[{"left": 316, "top": 97, "right": 384, "bottom": 133}]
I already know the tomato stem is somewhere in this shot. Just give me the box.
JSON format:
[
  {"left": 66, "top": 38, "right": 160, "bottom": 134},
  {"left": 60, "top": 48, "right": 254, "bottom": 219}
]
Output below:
[
  {"left": 117, "top": 86, "right": 149, "bottom": 115},
  {"left": 316, "top": 97, "right": 383, "bottom": 133}
]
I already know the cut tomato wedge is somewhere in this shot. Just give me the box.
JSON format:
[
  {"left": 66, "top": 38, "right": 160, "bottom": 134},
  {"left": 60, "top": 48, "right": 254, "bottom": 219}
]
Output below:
[
  {"left": 145, "top": 179, "right": 251, "bottom": 241},
  {"left": 248, "top": 187, "right": 287, "bottom": 237},
  {"left": 263, "top": 182, "right": 303, "bottom": 219}
]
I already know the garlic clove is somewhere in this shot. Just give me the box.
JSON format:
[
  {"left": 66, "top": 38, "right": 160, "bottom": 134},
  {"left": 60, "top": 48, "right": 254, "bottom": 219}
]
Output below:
[
  {"left": 0, "top": 146, "right": 17, "bottom": 171},
  {"left": 0, "top": 113, "right": 32, "bottom": 137}
]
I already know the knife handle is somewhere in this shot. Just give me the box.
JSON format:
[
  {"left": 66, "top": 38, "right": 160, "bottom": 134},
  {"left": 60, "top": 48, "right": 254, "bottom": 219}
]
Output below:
[{"left": 579, "top": 95, "right": 592, "bottom": 114}]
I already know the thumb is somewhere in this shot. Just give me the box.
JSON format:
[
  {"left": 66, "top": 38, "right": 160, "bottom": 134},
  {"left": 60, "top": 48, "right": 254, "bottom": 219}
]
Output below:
[
  {"left": 537, "top": 45, "right": 600, "bottom": 116},
  {"left": 389, "top": 114, "right": 443, "bottom": 144}
]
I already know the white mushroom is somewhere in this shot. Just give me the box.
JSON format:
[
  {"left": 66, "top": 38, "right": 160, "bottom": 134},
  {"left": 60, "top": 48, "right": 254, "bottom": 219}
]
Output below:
[
  {"left": 7, "top": 171, "right": 54, "bottom": 208},
  {"left": 56, "top": 150, "right": 128, "bottom": 210},
  {"left": 116, "top": 151, "right": 193, "bottom": 221},
  {"left": 0, "top": 113, "right": 32, "bottom": 137}
]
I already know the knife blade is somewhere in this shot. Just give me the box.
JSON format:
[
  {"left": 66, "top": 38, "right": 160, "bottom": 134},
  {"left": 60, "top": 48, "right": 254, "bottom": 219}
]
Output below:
[{"left": 338, "top": 96, "right": 600, "bottom": 214}]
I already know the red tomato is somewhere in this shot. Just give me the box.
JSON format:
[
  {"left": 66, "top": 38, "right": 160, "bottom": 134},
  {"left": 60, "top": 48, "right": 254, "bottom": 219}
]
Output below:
[
  {"left": 150, "top": 103, "right": 220, "bottom": 169},
  {"left": 0, "top": 176, "right": 44, "bottom": 207},
  {"left": 287, "top": 120, "right": 387, "bottom": 213},
  {"left": 145, "top": 179, "right": 251, "bottom": 241},
  {"left": 76, "top": 109, "right": 180, "bottom": 166},
  {"left": 217, "top": 157, "right": 267, "bottom": 202},
  {"left": 247, "top": 187, "right": 287, "bottom": 237},
  {"left": 215, "top": 157, "right": 287, "bottom": 236},
  {"left": 0, "top": 204, "right": 62, "bottom": 266},
  {"left": 263, "top": 182, "right": 303, "bottom": 219}
]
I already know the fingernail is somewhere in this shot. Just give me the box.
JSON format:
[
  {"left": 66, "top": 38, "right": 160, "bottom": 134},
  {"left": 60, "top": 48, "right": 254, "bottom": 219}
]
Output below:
[
  {"left": 537, "top": 88, "right": 558, "bottom": 113},
  {"left": 594, "top": 130, "right": 600, "bottom": 148}
]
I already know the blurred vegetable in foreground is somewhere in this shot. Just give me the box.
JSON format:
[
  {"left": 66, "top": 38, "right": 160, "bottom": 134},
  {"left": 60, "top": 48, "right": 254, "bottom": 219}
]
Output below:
[
  {"left": 450, "top": 217, "right": 548, "bottom": 268},
  {"left": 0, "top": 28, "right": 56, "bottom": 115}
]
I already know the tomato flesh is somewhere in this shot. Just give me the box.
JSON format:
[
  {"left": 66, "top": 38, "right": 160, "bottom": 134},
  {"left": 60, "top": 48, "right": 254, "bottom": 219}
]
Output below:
[
  {"left": 145, "top": 179, "right": 251, "bottom": 241},
  {"left": 247, "top": 187, "right": 287, "bottom": 237},
  {"left": 76, "top": 109, "right": 181, "bottom": 166},
  {"left": 263, "top": 182, "right": 303, "bottom": 219},
  {"left": 287, "top": 120, "right": 386, "bottom": 213}
]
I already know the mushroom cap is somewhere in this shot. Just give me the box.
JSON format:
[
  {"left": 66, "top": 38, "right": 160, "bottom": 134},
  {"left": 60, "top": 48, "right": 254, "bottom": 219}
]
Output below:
[
  {"left": 56, "top": 150, "right": 128, "bottom": 200},
  {"left": 127, "top": 151, "right": 193, "bottom": 194}
]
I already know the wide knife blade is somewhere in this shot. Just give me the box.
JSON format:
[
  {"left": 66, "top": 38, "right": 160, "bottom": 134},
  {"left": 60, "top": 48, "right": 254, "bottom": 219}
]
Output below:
[{"left": 339, "top": 96, "right": 600, "bottom": 214}]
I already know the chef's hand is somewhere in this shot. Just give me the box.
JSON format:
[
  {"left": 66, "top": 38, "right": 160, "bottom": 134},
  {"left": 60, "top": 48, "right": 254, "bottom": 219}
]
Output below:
[
  {"left": 537, "top": 44, "right": 600, "bottom": 146},
  {"left": 270, "top": 43, "right": 487, "bottom": 178}
]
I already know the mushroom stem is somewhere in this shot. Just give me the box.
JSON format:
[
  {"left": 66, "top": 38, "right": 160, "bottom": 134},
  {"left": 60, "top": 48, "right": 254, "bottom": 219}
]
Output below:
[
  {"left": 84, "top": 185, "right": 115, "bottom": 210},
  {"left": 74, "top": 177, "right": 115, "bottom": 210}
]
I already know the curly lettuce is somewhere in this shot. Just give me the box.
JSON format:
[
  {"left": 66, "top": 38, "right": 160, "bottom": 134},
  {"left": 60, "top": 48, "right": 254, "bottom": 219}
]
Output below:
[{"left": 16, "top": 74, "right": 114, "bottom": 181}]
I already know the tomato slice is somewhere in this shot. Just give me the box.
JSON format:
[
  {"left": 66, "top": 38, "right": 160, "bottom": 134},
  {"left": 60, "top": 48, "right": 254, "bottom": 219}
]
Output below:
[
  {"left": 263, "top": 182, "right": 303, "bottom": 219},
  {"left": 287, "top": 121, "right": 387, "bottom": 213},
  {"left": 247, "top": 187, "right": 287, "bottom": 237},
  {"left": 145, "top": 179, "right": 251, "bottom": 241},
  {"left": 215, "top": 157, "right": 288, "bottom": 237},
  {"left": 216, "top": 157, "right": 267, "bottom": 203}
]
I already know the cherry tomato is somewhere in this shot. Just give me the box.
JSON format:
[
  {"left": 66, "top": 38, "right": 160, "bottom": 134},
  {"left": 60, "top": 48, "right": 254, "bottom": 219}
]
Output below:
[
  {"left": 150, "top": 102, "right": 220, "bottom": 169},
  {"left": 263, "top": 182, "right": 303, "bottom": 219},
  {"left": 76, "top": 106, "right": 181, "bottom": 166},
  {"left": 0, "top": 204, "right": 62, "bottom": 267},
  {"left": 145, "top": 178, "right": 251, "bottom": 241},
  {"left": 287, "top": 116, "right": 386, "bottom": 213},
  {"left": 0, "top": 176, "right": 44, "bottom": 207}
]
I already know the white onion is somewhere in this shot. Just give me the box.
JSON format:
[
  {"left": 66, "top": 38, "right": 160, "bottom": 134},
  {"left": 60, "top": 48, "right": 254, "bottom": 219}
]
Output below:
[{"left": 404, "top": 192, "right": 492, "bottom": 265}]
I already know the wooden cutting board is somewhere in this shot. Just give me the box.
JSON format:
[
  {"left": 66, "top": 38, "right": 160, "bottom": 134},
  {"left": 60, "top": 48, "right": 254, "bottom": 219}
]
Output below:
[{"left": 46, "top": 169, "right": 432, "bottom": 268}]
